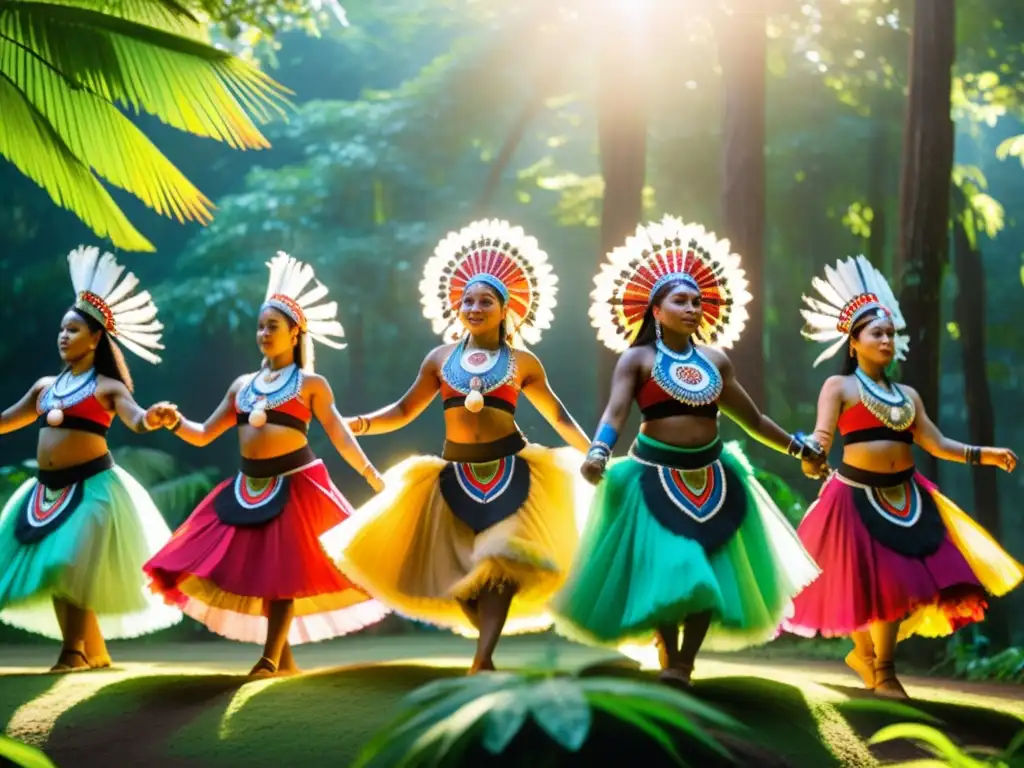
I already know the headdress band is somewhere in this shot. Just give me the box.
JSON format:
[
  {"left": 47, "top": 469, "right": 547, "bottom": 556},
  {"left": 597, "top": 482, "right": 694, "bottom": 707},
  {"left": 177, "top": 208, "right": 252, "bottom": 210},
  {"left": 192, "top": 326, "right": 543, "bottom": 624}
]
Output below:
[
  {"left": 464, "top": 274, "right": 510, "bottom": 303},
  {"left": 263, "top": 294, "right": 308, "bottom": 331},
  {"left": 650, "top": 272, "right": 700, "bottom": 303},
  {"left": 75, "top": 291, "right": 116, "bottom": 333},
  {"left": 838, "top": 294, "right": 890, "bottom": 335}
]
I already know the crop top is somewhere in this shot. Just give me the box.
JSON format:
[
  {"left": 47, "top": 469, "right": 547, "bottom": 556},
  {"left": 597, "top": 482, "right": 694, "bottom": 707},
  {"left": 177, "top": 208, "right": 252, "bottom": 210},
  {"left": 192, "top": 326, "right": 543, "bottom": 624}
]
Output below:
[
  {"left": 635, "top": 376, "right": 719, "bottom": 422},
  {"left": 838, "top": 402, "right": 915, "bottom": 445},
  {"left": 441, "top": 380, "right": 519, "bottom": 414},
  {"left": 37, "top": 393, "right": 113, "bottom": 436}
]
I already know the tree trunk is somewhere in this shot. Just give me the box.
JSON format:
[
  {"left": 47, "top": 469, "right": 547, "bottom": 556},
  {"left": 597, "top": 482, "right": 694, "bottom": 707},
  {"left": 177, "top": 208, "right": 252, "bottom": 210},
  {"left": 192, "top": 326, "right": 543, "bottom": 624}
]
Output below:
[
  {"left": 866, "top": 125, "right": 889, "bottom": 270},
  {"left": 715, "top": 3, "right": 767, "bottom": 408},
  {"left": 951, "top": 187, "right": 1008, "bottom": 647},
  {"left": 595, "top": 10, "right": 649, "bottom": 411},
  {"left": 895, "top": 0, "right": 956, "bottom": 481}
]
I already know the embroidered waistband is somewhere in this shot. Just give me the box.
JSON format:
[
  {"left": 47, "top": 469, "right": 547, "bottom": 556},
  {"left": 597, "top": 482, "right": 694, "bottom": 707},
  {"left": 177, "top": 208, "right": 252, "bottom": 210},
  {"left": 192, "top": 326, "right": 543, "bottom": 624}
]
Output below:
[
  {"left": 629, "top": 434, "right": 723, "bottom": 470},
  {"left": 442, "top": 432, "right": 527, "bottom": 463},
  {"left": 37, "top": 453, "right": 115, "bottom": 490},
  {"left": 240, "top": 446, "right": 317, "bottom": 479}
]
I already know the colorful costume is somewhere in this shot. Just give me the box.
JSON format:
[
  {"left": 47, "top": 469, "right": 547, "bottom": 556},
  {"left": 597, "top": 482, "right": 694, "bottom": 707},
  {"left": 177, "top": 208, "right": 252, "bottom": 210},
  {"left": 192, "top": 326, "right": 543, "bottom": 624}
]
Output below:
[
  {"left": 552, "top": 216, "right": 820, "bottom": 650},
  {"left": 784, "top": 255, "right": 1022, "bottom": 640},
  {"left": 144, "top": 253, "right": 387, "bottom": 644},
  {"left": 331, "top": 219, "right": 588, "bottom": 636},
  {"left": 0, "top": 246, "right": 181, "bottom": 639}
]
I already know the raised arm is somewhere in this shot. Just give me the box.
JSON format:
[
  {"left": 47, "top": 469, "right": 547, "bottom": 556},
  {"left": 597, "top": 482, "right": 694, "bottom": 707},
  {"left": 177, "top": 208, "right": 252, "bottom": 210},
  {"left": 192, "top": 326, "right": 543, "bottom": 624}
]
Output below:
[
  {"left": 518, "top": 351, "right": 591, "bottom": 454},
  {"left": 580, "top": 349, "right": 641, "bottom": 484},
  {"left": 0, "top": 378, "right": 50, "bottom": 436},
  {"left": 347, "top": 349, "right": 442, "bottom": 437},
  {"left": 307, "top": 376, "right": 384, "bottom": 492},
  {"left": 167, "top": 377, "right": 245, "bottom": 448},
  {"left": 712, "top": 349, "right": 825, "bottom": 468},
  {"left": 906, "top": 387, "right": 1017, "bottom": 473}
]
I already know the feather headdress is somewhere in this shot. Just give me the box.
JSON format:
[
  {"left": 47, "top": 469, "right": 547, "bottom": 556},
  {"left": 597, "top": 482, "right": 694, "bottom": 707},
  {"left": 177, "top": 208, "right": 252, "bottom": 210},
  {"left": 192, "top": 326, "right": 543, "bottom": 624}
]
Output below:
[
  {"left": 590, "top": 215, "right": 751, "bottom": 352},
  {"left": 262, "top": 252, "right": 345, "bottom": 371},
  {"left": 68, "top": 246, "right": 164, "bottom": 364},
  {"left": 800, "top": 254, "right": 909, "bottom": 367},
  {"left": 419, "top": 219, "right": 558, "bottom": 347}
]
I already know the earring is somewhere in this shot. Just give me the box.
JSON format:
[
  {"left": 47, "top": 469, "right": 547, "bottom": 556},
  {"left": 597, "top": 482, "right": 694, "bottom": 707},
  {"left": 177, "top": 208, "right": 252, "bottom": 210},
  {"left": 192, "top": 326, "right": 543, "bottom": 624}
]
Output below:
[{"left": 655, "top": 319, "right": 663, "bottom": 341}]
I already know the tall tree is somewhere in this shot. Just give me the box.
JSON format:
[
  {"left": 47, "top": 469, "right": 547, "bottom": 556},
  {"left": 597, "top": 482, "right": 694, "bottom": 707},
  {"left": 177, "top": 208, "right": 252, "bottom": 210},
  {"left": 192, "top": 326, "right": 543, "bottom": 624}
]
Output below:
[
  {"left": 715, "top": 2, "right": 767, "bottom": 407},
  {"left": 895, "top": 0, "right": 956, "bottom": 480},
  {"left": 951, "top": 184, "right": 1009, "bottom": 647},
  {"left": 594, "top": 5, "right": 650, "bottom": 405}
]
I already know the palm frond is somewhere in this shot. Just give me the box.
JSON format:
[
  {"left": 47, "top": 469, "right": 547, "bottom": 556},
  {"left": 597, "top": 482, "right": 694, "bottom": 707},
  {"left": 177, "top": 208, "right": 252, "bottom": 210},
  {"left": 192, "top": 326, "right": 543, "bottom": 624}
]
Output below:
[
  {"left": 149, "top": 471, "right": 216, "bottom": 523},
  {"left": 0, "top": 1, "right": 293, "bottom": 149},
  {"left": 27, "top": 0, "right": 206, "bottom": 39},
  {"left": 0, "top": 71, "right": 154, "bottom": 250},
  {"left": 1, "top": 38, "right": 213, "bottom": 224}
]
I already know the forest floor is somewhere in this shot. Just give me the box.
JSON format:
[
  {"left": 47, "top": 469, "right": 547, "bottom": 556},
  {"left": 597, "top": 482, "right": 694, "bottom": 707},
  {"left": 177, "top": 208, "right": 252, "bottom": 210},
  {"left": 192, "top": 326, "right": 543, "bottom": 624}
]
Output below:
[{"left": 1, "top": 635, "right": 1021, "bottom": 768}]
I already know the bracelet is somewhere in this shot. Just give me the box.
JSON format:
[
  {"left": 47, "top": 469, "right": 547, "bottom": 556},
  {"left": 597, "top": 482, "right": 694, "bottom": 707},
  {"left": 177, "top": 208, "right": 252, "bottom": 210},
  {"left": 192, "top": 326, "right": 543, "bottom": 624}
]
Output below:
[
  {"left": 787, "top": 432, "right": 823, "bottom": 461},
  {"left": 965, "top": 445, "right": 982, "bottom": 466},
  {"left": 360, "top": 462, "right": 378, "bottom": 478},
  {"left": 590, "top": 422, "right": 619, "bottom": 456},
  {"left": 139, "top": 413, "right": 157, "bottom": 433},
  {"left": 352, "top": 416, "right": 369, "bottom": 435},
  {"left": 587, "top": 446, "right": 610, "bottom": 463},
  {"left": 170, "top": 414, "right": 183, "bottom": 433}
]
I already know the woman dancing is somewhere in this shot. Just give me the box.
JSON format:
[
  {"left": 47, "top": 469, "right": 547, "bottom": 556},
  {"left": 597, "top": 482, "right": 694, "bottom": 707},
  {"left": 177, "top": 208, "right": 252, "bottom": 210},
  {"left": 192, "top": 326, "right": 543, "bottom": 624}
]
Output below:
[
  {"left": 144, "top": 252, "right": 388, "bottom": 677},
  {"left": 332, "top": 219, "right": 591, "bottom": 674},
  {"left": 784, "top": 255, "right": 1021, "bottom": 698},
  {"left": 0, "top": 246, "right": 181, "bottom": 672},
  {"left": 552, "top": 215, "right": 824, "bottom": 688}
]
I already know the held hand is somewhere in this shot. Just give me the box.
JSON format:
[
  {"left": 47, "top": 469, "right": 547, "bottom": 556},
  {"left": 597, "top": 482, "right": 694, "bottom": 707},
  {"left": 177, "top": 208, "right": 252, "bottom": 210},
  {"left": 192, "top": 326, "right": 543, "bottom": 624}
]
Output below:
[
  {"left": 982, "top": 448, "right": 1018, "bottom": 473},
  {"left": 801, "top": 456, "right": 830, "bottom": 480},
  {"left": 580, "top": 456, "right": 607, "bottom": 486},
  {"left": 347, "top": 416, "right": 368, "bottom": 436},
  {"left": 145, "top": 401, "right": 178, "bottom": 429}
]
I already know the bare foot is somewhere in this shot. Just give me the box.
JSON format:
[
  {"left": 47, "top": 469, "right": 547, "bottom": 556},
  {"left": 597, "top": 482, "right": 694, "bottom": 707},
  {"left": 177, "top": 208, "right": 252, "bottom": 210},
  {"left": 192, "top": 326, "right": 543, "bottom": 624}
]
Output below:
[
  {"left": 845, "top": 650, "right": 875, "bottom": 689},
  {"left": 50, "top": 648, "right": 91, "bottom": 674},
  {"left": 278, "top": 645, "right": 301, "bottom": 676},
  {"left": 248, "top": 656, "right": 279, "bottom": 678}
]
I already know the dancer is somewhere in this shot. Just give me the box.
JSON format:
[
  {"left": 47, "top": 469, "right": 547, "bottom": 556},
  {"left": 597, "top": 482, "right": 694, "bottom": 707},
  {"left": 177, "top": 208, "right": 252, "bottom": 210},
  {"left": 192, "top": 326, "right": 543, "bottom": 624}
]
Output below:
[
  {"left": 144, "top": 253, "right": 388, "bottom": 677},
  {"left": 784, "top": 255, "right": 1021, "bottom": 698},
  {"left": 332, "top": 219, "right": 591, "bottom": 674},
  {"left": 551, "top": 215, "right": 824, "bottom": 688},
  {"left": 0, "top": 246, "right": 181, "bottom": 672}
]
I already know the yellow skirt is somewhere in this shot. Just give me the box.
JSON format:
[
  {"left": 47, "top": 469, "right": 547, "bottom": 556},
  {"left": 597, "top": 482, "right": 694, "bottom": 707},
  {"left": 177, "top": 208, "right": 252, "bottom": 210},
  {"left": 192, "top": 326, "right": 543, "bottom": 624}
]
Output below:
[
  {"left": 899, "top": 485, "right": 1023, "bottom": 639},
  {"left": 327, "top": 444, "right": 591, "bottom": 636}
]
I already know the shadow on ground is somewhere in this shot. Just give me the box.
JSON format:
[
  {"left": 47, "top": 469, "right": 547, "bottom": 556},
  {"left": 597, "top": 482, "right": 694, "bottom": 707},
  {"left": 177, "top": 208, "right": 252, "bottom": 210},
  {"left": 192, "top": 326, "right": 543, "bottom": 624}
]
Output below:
[{"left": 1, "top": 660, "right": 1021, "bottom": 767}]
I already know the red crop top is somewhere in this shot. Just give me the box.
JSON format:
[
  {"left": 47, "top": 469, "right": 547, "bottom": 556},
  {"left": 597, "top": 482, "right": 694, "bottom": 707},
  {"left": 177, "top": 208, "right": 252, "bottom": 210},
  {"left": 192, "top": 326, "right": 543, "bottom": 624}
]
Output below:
[
  {"left": 635, "top": 377, "right": 719, "bottom": 422},
  {"left": 441, "top": 380, "right": 519, "bottom": 414},
  {"left": 235, "top": 395, "right": 312, "bottom": 433},
  {"left": 37, "top": 392, "right": 113, "bottom": 435},
  {"left": 838, "top": 402, "right": 915, "bottom": 444}
]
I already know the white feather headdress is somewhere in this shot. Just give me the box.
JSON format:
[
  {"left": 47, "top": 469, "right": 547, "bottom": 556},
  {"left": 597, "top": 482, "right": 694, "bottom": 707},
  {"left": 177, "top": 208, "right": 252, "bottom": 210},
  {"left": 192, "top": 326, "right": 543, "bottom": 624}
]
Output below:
[
  {"left": 800, "top": 254, "right": 909, "bottom": 367},
  {"left": 590, "top": 215, "right": 752, "bottom": 352},
  {"left": 419, "top": 219, "right": 558, "bottom": 347},
  {"left": 68, "top": 246, "right": 164, "bottom": 364},
  {"left": 262, "top": 252, "right": 345, "bottom": 372}
]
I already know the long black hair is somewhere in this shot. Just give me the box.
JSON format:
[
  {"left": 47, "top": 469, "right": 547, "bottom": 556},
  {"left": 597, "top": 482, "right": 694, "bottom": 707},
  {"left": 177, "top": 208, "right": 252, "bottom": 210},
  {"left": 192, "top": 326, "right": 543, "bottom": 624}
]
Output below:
[
  {"left": 69, "top": 306, "right": 134, "bottom": 392},
  {"left": 630, "top": 278, "right": 694, "bottom": 348}
]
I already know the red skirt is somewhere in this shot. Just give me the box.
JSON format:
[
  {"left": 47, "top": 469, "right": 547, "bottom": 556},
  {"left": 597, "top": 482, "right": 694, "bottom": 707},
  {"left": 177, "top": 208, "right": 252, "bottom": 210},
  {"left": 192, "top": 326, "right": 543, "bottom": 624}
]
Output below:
[
  {"left": 783, "top": 470, "right": 987, "bottom": 640},
  {"left": 144, "top": 460, "right": 387, "bottom": 644}
]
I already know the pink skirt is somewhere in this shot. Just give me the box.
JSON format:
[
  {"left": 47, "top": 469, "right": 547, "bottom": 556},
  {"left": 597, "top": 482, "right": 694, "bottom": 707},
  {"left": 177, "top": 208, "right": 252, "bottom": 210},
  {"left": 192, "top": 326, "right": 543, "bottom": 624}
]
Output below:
[
  {"left": 783, "top": 469, "right": 989, "bottom": 639},
  {"left": 144, "top": 458, "right": 387, "bottom": 644}
]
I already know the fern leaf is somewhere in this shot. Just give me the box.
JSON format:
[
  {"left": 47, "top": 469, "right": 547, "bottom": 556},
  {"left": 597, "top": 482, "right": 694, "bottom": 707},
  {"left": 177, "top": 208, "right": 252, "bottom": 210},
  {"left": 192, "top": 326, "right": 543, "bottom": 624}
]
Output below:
[
  {"left": 0, "top": 73, "right": 154, "bottom": 250},
  {"left": 1, "top": 1, "right": 293, "bottom": 149},
  {"left": 1, "top": 38, "right": 214, "bottom": 223}
]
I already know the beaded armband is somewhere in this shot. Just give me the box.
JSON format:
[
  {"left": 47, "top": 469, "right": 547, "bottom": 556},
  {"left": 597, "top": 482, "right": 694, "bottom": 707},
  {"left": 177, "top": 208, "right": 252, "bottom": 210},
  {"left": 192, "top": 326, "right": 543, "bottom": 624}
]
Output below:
[
  {"left": 787, "top": 432, "right": 824, "bottom": 462},
  {"left": 587, "top": 422, "right": 619, "bottom": 463}
]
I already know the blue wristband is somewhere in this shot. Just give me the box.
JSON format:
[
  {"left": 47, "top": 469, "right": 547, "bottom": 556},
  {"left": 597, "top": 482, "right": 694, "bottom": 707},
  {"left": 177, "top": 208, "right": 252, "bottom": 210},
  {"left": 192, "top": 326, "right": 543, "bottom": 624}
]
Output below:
[{"left": 589, "top": 422, "right": 619, "bottom": 458}]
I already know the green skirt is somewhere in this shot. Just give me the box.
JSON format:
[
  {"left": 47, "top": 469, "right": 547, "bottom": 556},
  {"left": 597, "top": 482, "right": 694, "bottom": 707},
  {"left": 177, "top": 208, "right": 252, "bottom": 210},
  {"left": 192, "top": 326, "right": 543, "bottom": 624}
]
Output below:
[
  {"left": 0, "top": 464, "right": 182, "bottom": 639},
  {"left": 551, "top": 436, "right": 820, "bottom": 651}
]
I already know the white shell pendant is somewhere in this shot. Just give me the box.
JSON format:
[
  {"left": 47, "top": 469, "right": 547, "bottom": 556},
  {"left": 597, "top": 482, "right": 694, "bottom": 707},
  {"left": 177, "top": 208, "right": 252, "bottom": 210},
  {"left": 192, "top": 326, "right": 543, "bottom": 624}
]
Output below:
[
  {"left": 890, "top": 406, "right": 901, "bottom": 422},
  {"left": 465, "top": 377, "right": 484, "bottom": 413},
  {"left": 46, "top": 409, "right": 64, "bottom": 426},
  {"left": 248, "top": 399, "right": 268, "bottom": 427}
]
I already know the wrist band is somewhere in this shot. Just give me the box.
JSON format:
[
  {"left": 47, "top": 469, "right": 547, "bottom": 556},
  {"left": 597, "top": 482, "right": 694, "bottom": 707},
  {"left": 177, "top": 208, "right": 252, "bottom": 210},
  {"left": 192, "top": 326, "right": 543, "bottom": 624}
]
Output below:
[
  {"left": 788, "top": 432, "right": 822, "bottom": 461},
  {"left": 591, "top": 422, "right": 619, "bottom": 456},
  {"left": 353, "top": 416, "right": 370, "bottom": 435},
  {"left": 966, "top": 446, "right": 981, "bottom": 466}
]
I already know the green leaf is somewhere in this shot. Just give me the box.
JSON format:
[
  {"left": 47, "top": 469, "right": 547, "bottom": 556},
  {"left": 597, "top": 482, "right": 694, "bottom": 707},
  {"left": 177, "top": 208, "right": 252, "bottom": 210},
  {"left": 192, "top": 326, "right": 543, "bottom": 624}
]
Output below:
[
  {"left": 613, "top": 695, "right": 733, "bottom": 760},
  {"left": 869, "top": 724, "right": 979, "bottom": 764},
  {"left": 528, "top": 678, "right": 592, "bottom": 752},
  {"left": 480, "top": 690, "right": 529, "bottom": 754},
  {"left": 581, "top": 677, "right": 745, "bottom": 732},
  {"left": 0, "top": 736, "right": 57, "bottom": 768},
  {"left": 587, "top": 693, "right": 686, "bottom": 766}
]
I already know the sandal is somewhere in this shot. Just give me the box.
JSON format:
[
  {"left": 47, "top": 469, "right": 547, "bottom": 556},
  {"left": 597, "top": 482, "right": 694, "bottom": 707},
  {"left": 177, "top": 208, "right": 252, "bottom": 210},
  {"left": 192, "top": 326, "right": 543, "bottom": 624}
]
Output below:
[
  {"left": 658, "top": 665, "right": 694, "bottom": 691},
  {"left": 50, "top": 648, "right": 91, "bottom": 674},
  {"left": 873, "top": 661, "right": 909, "bottom": 700},
  {"left": 248, "top": 656, "right": 279, "bottom": 678}
]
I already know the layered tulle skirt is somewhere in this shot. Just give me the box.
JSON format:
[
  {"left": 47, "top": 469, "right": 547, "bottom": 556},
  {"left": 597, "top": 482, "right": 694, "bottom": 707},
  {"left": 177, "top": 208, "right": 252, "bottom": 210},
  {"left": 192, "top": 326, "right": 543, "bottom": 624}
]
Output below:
[
  {"left": 0, "top": 454, "right": 182, "bottom": 639},
  {"left": 326, "top": 434, "right": 590, "bottom": 636},
  {"left": 551, "top": 436, "right": 820, "bottom": 651},
  {"left": 784, "top": 465, "right": 1023, "bottom": 640},
  {"left": 144, "top": 447, "right": 387, "bottom": 644}
]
